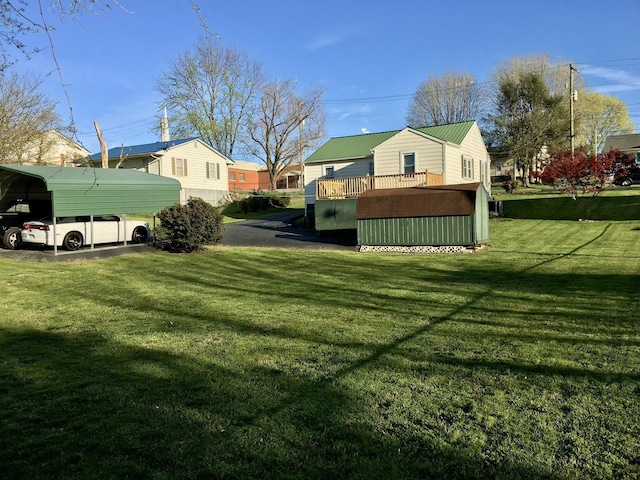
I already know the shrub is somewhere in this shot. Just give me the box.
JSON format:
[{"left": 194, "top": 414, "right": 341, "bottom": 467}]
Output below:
[
  {"left": 239, "top": 191, "right": 291, "bottom": 213},
  {"left": 502, "top": 180, "right": 515, "bottom": 193},
  {"left": 155, "top": 197, "right": 224, "bottom": 253}
]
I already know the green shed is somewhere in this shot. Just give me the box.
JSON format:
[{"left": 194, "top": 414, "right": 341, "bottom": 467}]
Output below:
[
  {"left": 356, "top": 183, "right": 489, "bottom": 248},
  {"left": 0, "top": 165, "right": 181, "bottom": 217}
]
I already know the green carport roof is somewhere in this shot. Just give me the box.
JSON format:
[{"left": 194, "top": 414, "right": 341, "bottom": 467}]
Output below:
[{"left": 0, "top": 165, "right": 181, "bottom": 217}]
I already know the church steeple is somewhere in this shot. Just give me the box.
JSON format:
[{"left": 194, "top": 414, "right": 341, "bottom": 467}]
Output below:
[{"left": 160, "top": 107, "right": 170, "bottom": 142}]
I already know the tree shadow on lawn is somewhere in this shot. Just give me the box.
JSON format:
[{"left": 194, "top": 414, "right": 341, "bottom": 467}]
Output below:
[{"left": 0, "top": 328, "right": 566, "bottom": 480}]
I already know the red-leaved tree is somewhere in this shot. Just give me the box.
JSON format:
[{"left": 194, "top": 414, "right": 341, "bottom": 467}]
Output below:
[{"left": 539, "top": 148, "right": 635, "bottom": 219}]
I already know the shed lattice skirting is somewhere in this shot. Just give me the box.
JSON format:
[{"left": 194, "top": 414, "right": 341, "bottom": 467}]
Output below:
[{"left": 358, "top": 245, "right": 483, "bottom": 254}]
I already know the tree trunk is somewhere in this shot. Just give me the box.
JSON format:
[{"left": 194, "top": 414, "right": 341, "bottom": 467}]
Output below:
[{"left": 94, "top": 121, "right": 108, "bottom": 168}]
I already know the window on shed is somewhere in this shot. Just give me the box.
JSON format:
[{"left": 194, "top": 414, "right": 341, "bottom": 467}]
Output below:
[
  {"left": 229, "top": 172, "right": 236, "bottom": 181},
  {"left": 206, "top": 162, "right": 221, "bottom": 180},
  {"left": 325, "top": 166, "right": 335, "bottom": 178},
  {"left": 172, "top": 158, "right": 188, "bottom": 177},
  {"left": 462, "top": 155, "right": 473, "bottom": 179},
  {"left": 239, "top": 173, "right": 246, "bottom": 182},
  {"left": 402, "top": 153, "right": 415, "bottom": 174}
]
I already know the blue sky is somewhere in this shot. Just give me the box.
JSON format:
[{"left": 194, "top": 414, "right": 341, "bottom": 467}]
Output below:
[{"left": 12, "top": 0, "right": 640, "bottom": 155}]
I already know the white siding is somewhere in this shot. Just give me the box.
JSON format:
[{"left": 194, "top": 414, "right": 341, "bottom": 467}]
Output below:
[
  {"left": 373, "top": 129, "right": 444, "bottom": 176},
  {"left": 121, "top": 139, "right": 231, "bottom": 206},
  {"left": 444, "top": 123, "right": 491, "bottom": 192}
]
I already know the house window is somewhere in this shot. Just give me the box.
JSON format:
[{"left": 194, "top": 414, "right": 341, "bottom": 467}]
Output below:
[
  {"left": 172, "top": 157, "right": 188, "bottom": 177},
  {"left": 368, "top": 161, "right": 374, "bottom": 176},
  {"left": 402, "top": 153, "right": 415, "bottom": 174},
  {"left": 462, "top": 155, "right": 473, "bottom": 179},
  {"left": 325, "top": 166, "right": 335, "bottom": 179},
  {"left": 239, "top": 173, "right": 246, "bottom": 182},
  {"left": 206, "top": 162, "right": 221, "bottom": 180},
  {"left": 229, "top": 172, "right": 236, "bottom": 181}
]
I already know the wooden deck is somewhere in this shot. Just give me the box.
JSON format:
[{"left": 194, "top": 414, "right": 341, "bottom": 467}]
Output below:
[{"left": 316, "top": 171, "right": 444, "bottom": 200}]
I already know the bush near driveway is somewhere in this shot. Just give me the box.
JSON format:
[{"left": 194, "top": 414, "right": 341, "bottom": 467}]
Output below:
[{"left": 155, "top": 197, "right": 224, "bottom": 253}]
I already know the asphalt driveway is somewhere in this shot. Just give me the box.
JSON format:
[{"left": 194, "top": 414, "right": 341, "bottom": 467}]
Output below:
[
  {"left": 220, "top": 211, "right": 357, "bottom": 251},
  {"left": 0, "top": 211, "right": 357, "bottom": 261}
]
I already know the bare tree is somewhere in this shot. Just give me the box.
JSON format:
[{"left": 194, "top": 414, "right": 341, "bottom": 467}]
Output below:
[
  {"left": 0, "top": 71, "right": 60, "bottom": 164},
  {"left": 156, "top": 39, "right": 264, "bottom": 159},
  {"left": 246, "top": 79, "right": 325, "bottom": 190},
  {"left": 491, "top": 53, "right": 584, "bottom": 98},
  {"left": 407, "top": 72, "right": 485, "bottom": 127}
]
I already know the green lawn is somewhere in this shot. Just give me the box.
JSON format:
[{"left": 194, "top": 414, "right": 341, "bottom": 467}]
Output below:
[
  {"left": 494, "top": 186, "right": 640, "bottom": 220},
  {"left": 1, "top": 219, "right": 639, "bottom": 479}
]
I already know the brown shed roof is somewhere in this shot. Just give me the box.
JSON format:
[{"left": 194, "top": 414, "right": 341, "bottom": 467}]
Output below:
[{"left": 356, "top": 183, "right": 481, "bottom": 220}]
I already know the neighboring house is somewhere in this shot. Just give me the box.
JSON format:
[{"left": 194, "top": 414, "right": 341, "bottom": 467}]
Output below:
[
  {"left": 228, "top": 161, "right": 262, "bottom": 191},
  {"left": 229, "top": 161, "right": 303, "bottom": 192},
  {"left": 17, "top": 130, "right": 89, "bottom": 166},
  {"left": 304, "top": 121, "right": 491, "bottom": 232},
  {"left": 489, "top": 145, "right": 550, "bottom": 184},
  {"left": 604, "top": 133, "right": 640, "bottom": 163},
  {"left": 271, "top": 164, "right": 303, "bottom": 191},
  {"left": 88, "top": 137, "right": 231, "bottom": 206},
  {"left": 257, "top": 165, "right": 303, "bottom": 191}
]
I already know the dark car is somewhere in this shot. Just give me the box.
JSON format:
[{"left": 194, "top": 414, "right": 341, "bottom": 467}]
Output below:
[
  {"left": 0, "top": 200, "right": 51, "bottom": 249},
  {"left": 614, "top": 164, "right": 640, "bottom": 186}
]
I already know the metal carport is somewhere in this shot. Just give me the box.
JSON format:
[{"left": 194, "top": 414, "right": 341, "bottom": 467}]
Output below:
[{"left": 0, "top": 165, "right": 181, "bottom": 254}]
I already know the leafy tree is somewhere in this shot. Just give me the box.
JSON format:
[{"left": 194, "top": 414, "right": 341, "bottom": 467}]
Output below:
[
  {"left": 245, "top": 79, "right": 325, "bottom": 190},
  {"left": 406, "top": 72, "right": 485, "bottom": 126},
  {"left": 574, "top": 91, "right": 635, "bottom": 154},
  {"left": 486, "top": 71, "right": 568, "bottom": 186},
  {"left": 539, "top": 148, "right": 635, "bottom": 219},
  {"left": 0, "top": 71, "right": 61, "bottom": 164},
  {"left": 156, "top": 39, "right": 264, "bottom": 159}
]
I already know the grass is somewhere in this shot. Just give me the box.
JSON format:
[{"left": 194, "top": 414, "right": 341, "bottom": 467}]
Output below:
[
  {"left": 494, "top": 186, "right": 640, "bottom": 220},
  {"left": 1, "top": 218, "right": 640, "bottom": 479}
]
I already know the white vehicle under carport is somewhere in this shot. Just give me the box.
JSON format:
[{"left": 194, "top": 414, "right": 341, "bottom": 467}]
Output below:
[{"left": 21, "top": 215, "right": 149, "bottom": 251}]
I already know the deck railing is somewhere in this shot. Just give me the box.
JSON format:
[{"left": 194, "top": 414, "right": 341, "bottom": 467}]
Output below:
[{"left": 316, "top": 170, "right": 444, "bottom": 200}]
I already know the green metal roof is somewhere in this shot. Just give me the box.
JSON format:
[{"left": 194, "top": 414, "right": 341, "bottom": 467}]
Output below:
[
  {"left": 414, "top": 121, "right": 474, "bottom": 146},
  {"left": 305, "top": 121, "right": 475, "bottom": 164},
  {"left": 0, "top": 165, "right": 181, "bottom": 217}
]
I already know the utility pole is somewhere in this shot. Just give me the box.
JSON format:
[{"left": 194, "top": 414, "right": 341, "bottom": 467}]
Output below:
[
  {"left": 569, "top": 64, "right": 577, "bottom": 153},
  {"left": 298, "top": 110, "right": 305, "bottom": 191}
]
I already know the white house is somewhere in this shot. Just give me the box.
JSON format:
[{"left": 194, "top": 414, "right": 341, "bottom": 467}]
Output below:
[
  {"left": 304, "top": 120, "right": 491, "bottom": 210},
  {"left": 16, "top": 130, "right": 89, "bottom": 166},
  {"left": 88, "top": 137, "right": 231, "bottom": 206}
]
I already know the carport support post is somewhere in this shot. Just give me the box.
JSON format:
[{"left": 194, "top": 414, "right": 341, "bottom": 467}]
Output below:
[
  {"left": 53, "top": 217, "right": 58, "bottom": 256},
  {"left": 90, "top": 215, "right": 95, "bottom": 250},
  {"left": 123, "top": 214, "right": 127, "bottom": 246}
]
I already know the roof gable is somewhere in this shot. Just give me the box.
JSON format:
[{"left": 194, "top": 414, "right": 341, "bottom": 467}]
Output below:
[{"left": 306, "top": 121, "right": 476, "bottom": 164}]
